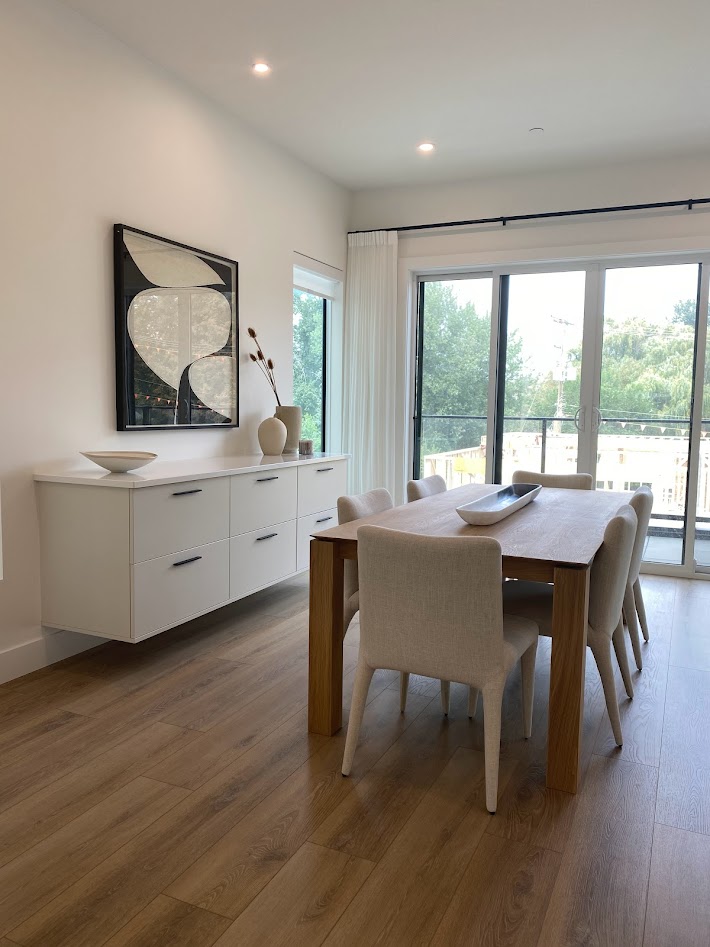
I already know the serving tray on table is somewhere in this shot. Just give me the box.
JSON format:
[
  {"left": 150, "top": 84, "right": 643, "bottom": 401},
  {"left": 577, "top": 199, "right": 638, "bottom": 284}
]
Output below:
[{"left": 456, "top": 483, "right": 541, "bottom": 526}]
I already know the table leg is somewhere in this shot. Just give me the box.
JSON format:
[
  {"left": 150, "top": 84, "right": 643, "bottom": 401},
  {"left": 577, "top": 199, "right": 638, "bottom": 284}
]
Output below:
[
  {"left": 546, "top": 565, "right": 590, "bottom": 793},
  {"left": 308, "top": 538, "right": 344, "bottom": 735}
]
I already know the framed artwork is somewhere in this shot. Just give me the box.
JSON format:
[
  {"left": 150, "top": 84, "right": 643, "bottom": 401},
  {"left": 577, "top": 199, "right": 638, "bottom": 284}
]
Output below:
[{"left": 114, "top": 224, "right": 238, "bottom": 430}]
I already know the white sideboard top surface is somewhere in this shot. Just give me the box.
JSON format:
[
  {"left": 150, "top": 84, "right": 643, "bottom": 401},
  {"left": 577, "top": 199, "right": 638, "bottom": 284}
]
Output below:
[{"left": 34, "top": 452, "right": 349, "bottom": 489}]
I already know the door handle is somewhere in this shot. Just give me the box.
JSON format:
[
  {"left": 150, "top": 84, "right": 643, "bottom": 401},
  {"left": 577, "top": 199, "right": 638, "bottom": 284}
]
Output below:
[
  {"left": 592, "top": 407, "right": 603, "bottom": 432},
  {"left": 574, "top": 407, "right": 586, "bottom": 432},
  {"left": 256, "top": 532, "right": 278, "bottom": 541},
  {"left": 172, "top": 488, "right": 202, "bottom": 497},
  {"left": 256, "top": 476, "right": 279, "bottom": 482},
  {"left": 317, "top": 467, "right": 334, "bottom": 473}
]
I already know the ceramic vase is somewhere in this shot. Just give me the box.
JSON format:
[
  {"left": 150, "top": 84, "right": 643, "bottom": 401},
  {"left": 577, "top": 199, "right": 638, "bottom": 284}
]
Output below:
[
  {"left": 274, "top": 405, "right": 302, "bottom": 454},
  {"left": 257, "top": 416, "right": 287, "bottom": 455}
]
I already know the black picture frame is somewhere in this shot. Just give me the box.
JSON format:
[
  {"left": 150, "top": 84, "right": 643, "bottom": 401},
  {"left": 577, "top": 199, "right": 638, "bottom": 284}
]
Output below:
[{"left": 114, "top": 224, "right": 239, "bottom": 430}]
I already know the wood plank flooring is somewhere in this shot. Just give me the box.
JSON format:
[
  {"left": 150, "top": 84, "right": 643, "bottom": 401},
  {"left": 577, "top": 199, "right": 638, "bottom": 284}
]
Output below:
[{"left": 1, "top": 574, "right": 709, "bottom": 946}]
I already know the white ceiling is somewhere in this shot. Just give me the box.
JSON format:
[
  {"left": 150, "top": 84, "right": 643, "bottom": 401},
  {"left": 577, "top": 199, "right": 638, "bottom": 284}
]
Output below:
[{"left": 61, "top": 0, "right": 710, "bottom": 190}]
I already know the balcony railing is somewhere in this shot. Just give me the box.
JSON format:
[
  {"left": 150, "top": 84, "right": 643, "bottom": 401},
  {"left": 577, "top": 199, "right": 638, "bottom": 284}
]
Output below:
[{"left": 419, "top": 413, "right": 710, "bottom": 536}]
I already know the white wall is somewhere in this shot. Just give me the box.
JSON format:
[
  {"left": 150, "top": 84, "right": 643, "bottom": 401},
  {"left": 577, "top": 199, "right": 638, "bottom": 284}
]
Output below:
[
  {"left": 351, "top": 154, "right": 710, "bottom": 239},
  {"left": 0, "top": 0, "right": 349, "bottom": 680}
]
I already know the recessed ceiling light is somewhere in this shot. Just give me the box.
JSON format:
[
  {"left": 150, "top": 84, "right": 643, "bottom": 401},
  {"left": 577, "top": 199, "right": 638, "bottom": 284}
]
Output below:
[
  {"left": 252, "top": 62, "right": 271, "bottom": 75},
  {"left": 417, "top": 142, "right": 436, "bottom": 153},
  {"left": 529, "top": 127, "right": 544, "bottom": 133}
]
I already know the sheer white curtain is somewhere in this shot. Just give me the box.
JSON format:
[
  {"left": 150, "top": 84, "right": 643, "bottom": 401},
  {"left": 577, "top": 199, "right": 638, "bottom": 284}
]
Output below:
[{"left": 343, "top": 231, "right": 399, "bottom": 497}]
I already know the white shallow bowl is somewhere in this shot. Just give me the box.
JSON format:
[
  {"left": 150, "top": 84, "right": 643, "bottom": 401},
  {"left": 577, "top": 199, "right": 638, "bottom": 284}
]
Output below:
[
  {"left": 456, "top": 483, "right": 541, "bottom": 526},
  {"left": 81, "top": 451, "right": 157, "bottom": 473}
]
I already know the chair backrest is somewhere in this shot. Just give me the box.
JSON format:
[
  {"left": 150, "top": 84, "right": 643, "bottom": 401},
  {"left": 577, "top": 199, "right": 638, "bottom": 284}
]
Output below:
[
  {"left": 338, "top": 488, "right": 393, "bottom": 525},
  {"left": 357, "top": 526, "right": 505, "bottom": 683},
  {"left": 406, "top": 475, "right": 447, "bottom": 502},
  {"left": 588, "top": 505, "right": 637, "bottom": 639},
  {"left": 628, "top": 486, "right": 653, "bottom": 582},
  {"left": 512, "top": 470, "right": 593, "bottom": 490},
  {"left": 338, "top": 488, "right": 394, "bottom": 605}
]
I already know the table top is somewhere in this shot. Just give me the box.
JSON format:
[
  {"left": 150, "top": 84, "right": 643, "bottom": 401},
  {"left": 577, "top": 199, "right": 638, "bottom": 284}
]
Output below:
[{"left": 315, "top": 483, "right": 632, "bottom": 568}]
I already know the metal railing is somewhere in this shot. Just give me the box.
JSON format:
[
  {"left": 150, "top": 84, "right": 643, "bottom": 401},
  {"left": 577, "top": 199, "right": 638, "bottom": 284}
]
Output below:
[{"left": 419, "top": 413, "right": 710, "bottom": 533}]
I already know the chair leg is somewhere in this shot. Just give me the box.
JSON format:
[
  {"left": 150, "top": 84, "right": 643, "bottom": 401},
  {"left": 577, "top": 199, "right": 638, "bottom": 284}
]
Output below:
[
  {"left": 589, "top": 633, "right": 623, "bottom": 747},
  {"left": 468, "top": 687, "right": 479, "bottom": 719},
  {"left": 634, "top": 578, "right": 650, "bottom": 642},
  {"left": 342, "top": 659, "right": 375, "bottom": 776},
  {"left": 399, "top": 672, "right": 410, "bottom": 713},
  {"left": 440, "top": 680, "right": 451, "bottom": 716},
  {"left": 623, "top": 583, "right": 643, "bottom": 671},
  {"left": 520, "top": 639, "right": 538, "bottom": 739},
  {"left": 612, "top": 618, "right": 634, "bottom": 699},
  {"left": 482, "top": 682, "right": 504, "bottom": 814}
]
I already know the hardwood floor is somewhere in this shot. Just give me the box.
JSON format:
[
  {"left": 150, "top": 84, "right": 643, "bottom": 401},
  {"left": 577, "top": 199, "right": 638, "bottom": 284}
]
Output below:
[{"left": 1, "top": 574, "right": 709, "bottom": 946}]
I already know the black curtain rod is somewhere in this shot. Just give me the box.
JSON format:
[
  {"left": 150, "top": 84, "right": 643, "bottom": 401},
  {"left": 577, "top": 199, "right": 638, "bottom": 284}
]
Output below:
[{"left": 348, "top": 196, "right": 710, "bottom": 235}]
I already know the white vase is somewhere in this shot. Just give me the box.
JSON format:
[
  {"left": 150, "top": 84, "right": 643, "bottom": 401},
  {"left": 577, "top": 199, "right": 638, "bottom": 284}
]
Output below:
[
  {"left": 257, "top": 416, "right": 287, "bottom": 455},
  {"left": 274, "top": 405, "right": 302, "bottom": 454}
]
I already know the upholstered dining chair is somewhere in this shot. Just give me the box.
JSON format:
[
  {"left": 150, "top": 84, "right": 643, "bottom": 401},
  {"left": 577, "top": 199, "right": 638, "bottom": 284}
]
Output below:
[
  {"left": 341, "top": 527, "right": 539, "bottom": 813},
  {"left": 511, "top": 469, "right": 594, "bottom": 490},
  {"left": 337, "top": 488, "right": 394, "bottom": 638},
  {"left": 338, "top": 487, "right": 451, "bottom": 716},
  {"left": 502, "top": 505, "right": 637, "bottom": 747},
  {"left": 406, "top": 474, "right": 447, "bottom": 502},
  {"left": 404, "top": 474, "right": 451, "bottom": 713},
  {"left": 623, "top": 486, "right": 653, "bottom": 670}
]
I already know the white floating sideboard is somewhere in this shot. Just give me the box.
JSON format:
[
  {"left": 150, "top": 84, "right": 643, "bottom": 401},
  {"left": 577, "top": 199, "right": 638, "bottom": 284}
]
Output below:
[{"left": 34, "top": 453, "right": 348, "bottom": 643}]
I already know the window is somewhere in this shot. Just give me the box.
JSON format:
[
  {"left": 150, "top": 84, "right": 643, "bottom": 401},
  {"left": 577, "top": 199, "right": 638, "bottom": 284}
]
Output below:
[
  {"left": 293, "top": 289, "right": 327, "bottom": 451},
  {"left": 413, "top": 276, "right": 493, "bottom": 486}
]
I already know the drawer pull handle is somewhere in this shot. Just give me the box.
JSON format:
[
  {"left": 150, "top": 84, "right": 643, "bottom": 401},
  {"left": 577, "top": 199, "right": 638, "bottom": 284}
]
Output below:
[
  {"left": 256, "top": 476, "right": 279, "bottom": 482},
  {"left": 256, "top": 533, "right": 278, "bottom": 542},
  {"left": 316, "top": 516, "right": 333, "bottom": 523},
  {"left": 317, "top": 467, "right": 334, "bottom": 472},
  {"left": 172, "top": 488, "right": 203, "bottom": 497},
  {"left": 172, "top": 555, "right": 203, "bottom": 567}
]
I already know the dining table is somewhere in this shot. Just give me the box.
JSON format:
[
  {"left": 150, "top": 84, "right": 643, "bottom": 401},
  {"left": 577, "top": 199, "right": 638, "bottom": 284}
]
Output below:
[{"left": 307, "top": 482, "right": 632, "bottom": 795}]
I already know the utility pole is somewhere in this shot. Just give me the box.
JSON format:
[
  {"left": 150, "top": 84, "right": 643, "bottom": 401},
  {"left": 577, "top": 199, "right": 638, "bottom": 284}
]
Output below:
[{"left": 551, "top": 316, "right": 574, "bottom": 434}]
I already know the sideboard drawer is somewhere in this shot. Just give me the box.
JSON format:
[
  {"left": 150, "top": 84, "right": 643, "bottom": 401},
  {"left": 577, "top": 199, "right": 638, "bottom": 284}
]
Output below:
[
  {"left": 132, "top": 477, "right": 229, "bottom": 563},
  {"left": 297, "top": 507, "right": 337, "bottom": 571},
  {"left": 230, "top": 466, "right": 297, "bottom": 536},
  {"left": 297, "top": 460, "right": 348, "bottom": 517},
  {"left": 132, "top": 539, "right": 230, "bottom": 639},
  {"left": 230, "top": 520, "right": 296, "bottom": 599}
]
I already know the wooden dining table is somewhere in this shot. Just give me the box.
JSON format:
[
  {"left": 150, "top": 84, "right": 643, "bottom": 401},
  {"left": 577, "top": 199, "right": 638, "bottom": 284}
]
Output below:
[{"left": 307, "top": 482, "right": 631, "bottom": 794}]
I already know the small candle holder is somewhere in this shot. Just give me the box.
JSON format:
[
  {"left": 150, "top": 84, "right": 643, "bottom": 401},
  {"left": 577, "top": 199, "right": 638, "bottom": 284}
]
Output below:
[{"left": 298, "top": 439, "right": 314, "bottom": 456}]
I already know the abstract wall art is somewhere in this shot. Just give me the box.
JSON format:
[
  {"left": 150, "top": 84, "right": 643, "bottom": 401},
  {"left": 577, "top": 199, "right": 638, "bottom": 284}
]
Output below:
[{"left": 114, "top": 224, "right": 238, "bottom": 429}]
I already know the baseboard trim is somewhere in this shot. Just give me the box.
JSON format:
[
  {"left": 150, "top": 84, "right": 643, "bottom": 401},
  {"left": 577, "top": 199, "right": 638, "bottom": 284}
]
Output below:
[{"left": 0, "top": 629, "right": 100, "bottom": 685}]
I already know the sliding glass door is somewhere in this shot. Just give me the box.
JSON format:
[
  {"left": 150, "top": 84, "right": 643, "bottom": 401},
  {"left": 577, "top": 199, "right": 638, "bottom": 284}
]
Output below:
[
  {"left": 413, "top": 254, "right": 710, "bottom": 577},
  {"left": 414, "top": 275, "right": 493, "bottom": 486},
  {"left": 594, "top": 264, "right": 701, "bottom": 566},
  {"left": 498, "top": 271, "right": 587, "bottom": 482}
]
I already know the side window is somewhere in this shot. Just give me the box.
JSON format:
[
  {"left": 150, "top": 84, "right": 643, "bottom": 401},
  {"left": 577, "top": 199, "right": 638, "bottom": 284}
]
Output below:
[{"left": 293, "top": 289, "right": 327, "bottom": 452}]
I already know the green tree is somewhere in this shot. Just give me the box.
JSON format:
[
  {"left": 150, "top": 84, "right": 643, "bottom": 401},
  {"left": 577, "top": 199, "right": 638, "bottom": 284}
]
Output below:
[
  {"left": 418, "top": 282, "right": 531, "bottom": 458},
  {"left": 599, "top": 317, "right": 696, "bottom": 431},
  {"left": 293, "top": 290, "right": 325, "bottom": 446},
  {"left": 673, "top": 298, "right": 697, "bottom": 326}
]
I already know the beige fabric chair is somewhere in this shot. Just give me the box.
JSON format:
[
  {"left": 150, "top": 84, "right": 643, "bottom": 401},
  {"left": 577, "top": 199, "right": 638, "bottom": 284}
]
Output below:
[
  {"left": 404, "top": 474, "right": 451, "bottom": 713},
  {"left": 512, "top": 469, "right": 594, "bottom": 490},
  {"left": 624, "top": 487, "right": 653, "bottom": 670},
  {"left": 338, "top": 488, "right": 451, "bottom": 715},
  {"left": 342, "top": 527, "right": 539, "bottom": 813},
  {"left": 337, "top": 488, "right": 394, "bottom": 637},
  {"left": 406, "top": 474, "right": 447, "bottom": 502},
  {"left": 503, "top": 505, "right": 637, "bottom": 746}
]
